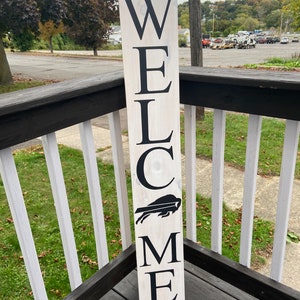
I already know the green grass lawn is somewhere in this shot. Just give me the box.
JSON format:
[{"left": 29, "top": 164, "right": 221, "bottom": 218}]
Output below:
[
  {"left": 0, "top": 80, "right": 46, "bottom": 94},
  {"left": 244, "top": 54, "right": 300, "bottom": 70},
  {"left": 181, "top": 111, "right": 300, "bottom": 178},
  {"left": 0, "top": 145, "right": 134, "bottom": 298},
  {"left": 0, "top": 74, "right": 59, "bottom": 95},
  {"left": 0, "top": 144, "right": 274, "bottom": 299}
]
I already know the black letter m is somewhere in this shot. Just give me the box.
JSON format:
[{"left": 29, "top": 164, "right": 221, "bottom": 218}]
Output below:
[
  {"left": 139, "top": 232, "right": 180, "bottom": 267},
  {"left": 125, "top": 0, "right": 171, "bottom": 39}
]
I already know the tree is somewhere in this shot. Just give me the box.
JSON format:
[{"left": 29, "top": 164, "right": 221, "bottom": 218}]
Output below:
[
  {"left": 38, "top": 0, "right": 67, "bottom": 23},
  {"left": 37, "top": 0, "right": 67, "bottom": 53},
  {"left": 178, "top": 2, "right": 190, "bottom": 28},
  {"left": 65, "top": 0, "right": 118, "bottom": 56},
  {"left": 13, "top": 31, "right": 36, "bottom": 52},
  {"left": 0, "top": 0, "right": 40, "bottom": 84},
  {"left": 0, "top": 38, "right": 12, "bottom": 85},
  {"left": 39, "top": 21, "right": 65, "bottom": 53},
  {"left": 265, "top": 9, "right": 282, "bottom": 29},
  {"left": 234, "top": 13, "right": 259, "bottom": 31},
  {"left": 283, "top": 0, "right": 300, "bottom": 30}
]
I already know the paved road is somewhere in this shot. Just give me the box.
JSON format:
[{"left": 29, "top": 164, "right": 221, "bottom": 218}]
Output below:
[
  {"left": 6, "top": 42, "right": 300, "bottom": 80},
  {"left": 7, "top": 52, "right": 123, "bottom": 81},
  {"left": 192, "top": 42, "right": 300, "bottom": 67}
]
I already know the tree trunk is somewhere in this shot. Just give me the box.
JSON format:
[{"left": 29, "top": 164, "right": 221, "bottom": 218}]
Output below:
[
  {"left": 0, "top": 39, "right": 13, "bottom": 85},
  {"left": 93, "top": 47, "right": 98, "bottom": 56},
  {"left": 189, "top": 0, "right": 204, "bottom": 119},
  {"left": 49, "top": 36, "right": 54, "bottom": 54}
]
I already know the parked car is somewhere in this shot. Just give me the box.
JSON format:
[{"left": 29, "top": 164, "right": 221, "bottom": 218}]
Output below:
[
  {"left": 266, "top": 36, "right": 278, "bottom": 44},
  {"left": 255, "top": 36, "right": 267, "bottom": 44},
  {"left": 202, "top": 39, "right": 211, "bottom": 48},
  {"left": 213, "top": 37, "right": 223, "bottom": 44},
  {"left": 280, "top": 37, "right": 289, "bottom": 44},
  {"left": 292, "top": 37, "right": 299, "bottom": 42}
]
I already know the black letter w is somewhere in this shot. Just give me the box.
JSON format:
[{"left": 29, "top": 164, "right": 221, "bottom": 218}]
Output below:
[{"left": 125, "top": 0, "right": 171, "bottom": 39}]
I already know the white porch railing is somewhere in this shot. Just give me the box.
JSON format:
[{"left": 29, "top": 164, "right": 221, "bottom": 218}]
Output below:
[{"left": 0, "top": 67, "right": 299, "bottom": 298}]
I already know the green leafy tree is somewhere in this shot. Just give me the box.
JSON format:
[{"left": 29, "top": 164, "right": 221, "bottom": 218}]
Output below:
[
  {"left": 37, "top": 0, "right": 67, "bottom": 53},
  {"left": 178, "top": 2, "right": 190, "bottom": 28},
  {"left": 283, "top": 0, "right": 300, "bottom": 30},
  {"left": 39, "top": 21, "right": 65, "bottom": 53},
  {"left": 265, "top": 9, "right": 282, "bottom": 29},
  {"left": 13, "top": 31, "right": 36, "bottom": 52},
  {"left": 234, "top": 13, "right": 260, "bottom": 31},
  {"left": 0, "top": 0, "right": 40, "bottom": 84},
  {"left": 65, "top": 0, "right": 118, "bottom": 56},
  {"left": 38, "top": 0, "right": 67, "bottom": 23},
  {"left": 179, "top": 12, "right": 190, "bottom": 28}
]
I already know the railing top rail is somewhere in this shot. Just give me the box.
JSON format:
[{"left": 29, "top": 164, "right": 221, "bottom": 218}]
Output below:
[
  {"left": 180, "top": 67, "right": 300, "bottom": 121},
  {"left": 0, "top": 67, "right": 299, "bottom": 150},
  {"left": 180, "top": 67, "right": 300, "bottom": 90},
  {"left": 0, "top": 71, "right": 124, "bottom": 117},
  {"left": 0, "top": 71, "right": 125, "bottom": 150}
]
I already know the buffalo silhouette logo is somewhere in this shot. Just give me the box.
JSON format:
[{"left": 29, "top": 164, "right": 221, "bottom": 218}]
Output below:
[{"left": 135, "top": 194, "right": 181, "bottom": 224}]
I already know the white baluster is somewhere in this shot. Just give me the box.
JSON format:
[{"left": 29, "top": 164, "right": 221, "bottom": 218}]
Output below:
[
  {"left": 42, "top": 133, "right": 82, "bottom": 290},
  {"left": 184, "top": 104, "right": 197, "bottom": 242},
  {"left": 240, "top": 115, "right": 262, "bottom": 267},
  {"left": 0, "top": 148, "right": 48, "bottom": 299},
  {"left": 108, "top": 111, "right": 132, "bottom": 249},
  {"left": 271, "top": 120, "right": 300, "bottom": 281},
  {"left": 211, "top": 109, "right": 226, "bottom": 254},
  {"left": 79, "top": 121, "right": 109, "bottom": 268}
]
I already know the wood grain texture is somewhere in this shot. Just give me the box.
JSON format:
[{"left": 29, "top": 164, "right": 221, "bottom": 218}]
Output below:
[
  {"left": 1, "top": 67, "right": 299, "bottom": 150},
  {"left": 68, "top": 240, "right": 300, "bottom": 299},
  {"left": 180, "top": 67, "right": 300, "bottom": 121}
]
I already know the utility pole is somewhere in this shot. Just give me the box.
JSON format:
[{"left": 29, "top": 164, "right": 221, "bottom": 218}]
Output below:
[
  {"left": 189, "top": 0, "right": 204, "bottom": 118},
  {"left": 185, "top": 0, "right": 203, "bottom": 242},
  {"left": 189, "top": 0, "right": 203, "bottom": 67}
]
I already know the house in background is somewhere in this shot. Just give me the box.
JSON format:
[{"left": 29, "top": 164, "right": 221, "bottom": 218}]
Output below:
[
  {"left": 178, "top": 28, "right": 190, "bottom": 46},
  {"left": 108, "top": 25, "right": 122, "bottom": 45}
]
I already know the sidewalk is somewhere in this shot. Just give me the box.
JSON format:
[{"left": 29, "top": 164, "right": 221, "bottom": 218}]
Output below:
[{"left": 53, "top": 114, "right": 300, "bottom": 292}]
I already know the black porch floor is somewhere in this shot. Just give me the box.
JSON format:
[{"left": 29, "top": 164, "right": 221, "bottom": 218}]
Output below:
[
  {"left": 100, "top": 261, "right": 258, "bottom": 299},
  {"left": 65, "top": 239, "right": 300, "bottom": 300}
]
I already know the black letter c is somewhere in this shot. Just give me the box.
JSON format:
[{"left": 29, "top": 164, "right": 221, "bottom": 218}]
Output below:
[{"left": 137, "top": 146, "right": 174, "bottom": 190}]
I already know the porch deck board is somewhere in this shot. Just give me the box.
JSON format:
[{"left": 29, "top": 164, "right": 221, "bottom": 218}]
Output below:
[
  {"left": 66, "top": 240, "right": 300, "bottom": 300},
  {"left": 100, "top": 261, "right": 258, "bottom": 300}
]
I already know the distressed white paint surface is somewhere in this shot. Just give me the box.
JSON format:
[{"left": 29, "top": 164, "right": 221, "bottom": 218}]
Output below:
[
  {"left": 271, "top": 120, "right": 300, "bottom": 281},
  {"left": 119, "top": 1, "right": 184, "bottom": 298},
  {"left": 109, "top": 111, "right": 132, "bottom": 249},
  {"left": 0, "top": 148, "right": 48, "bottom": 299},
  {"left": 184, "top": 105, "right": 197, "bottom": 242},
  {"left": 239, "top": 115, "right": 262, "bottom": 267},
  {"left": 79, "top": 121, "right": 109, "bottom": 267},
  {"left": 211, "top": 109, "right": 226, "bottom": 254},
  {"left": 42, "top": 133, "right": 82, "bottom": 290}
]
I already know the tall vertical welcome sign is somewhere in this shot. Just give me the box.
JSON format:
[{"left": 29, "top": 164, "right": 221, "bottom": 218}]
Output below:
[{"left": 119, "top": 0, "right": 185, "bottom": 299}]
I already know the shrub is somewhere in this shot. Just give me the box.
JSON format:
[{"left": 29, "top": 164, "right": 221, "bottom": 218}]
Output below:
[
  {"left": 178, "top": 34, "right": 188, "bottom": 47},
  {"left": 13, "top": 31, "right": 35, "bottom": 52}
]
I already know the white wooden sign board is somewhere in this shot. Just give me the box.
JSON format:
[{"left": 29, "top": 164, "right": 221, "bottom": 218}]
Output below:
[{"left": 119, "top": 0, "right": 185, "bottom": 299}]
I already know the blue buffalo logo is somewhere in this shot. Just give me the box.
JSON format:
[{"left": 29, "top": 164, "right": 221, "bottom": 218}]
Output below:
[{"left": 135, "top": 194, "right": 181, "bottom": 224}]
